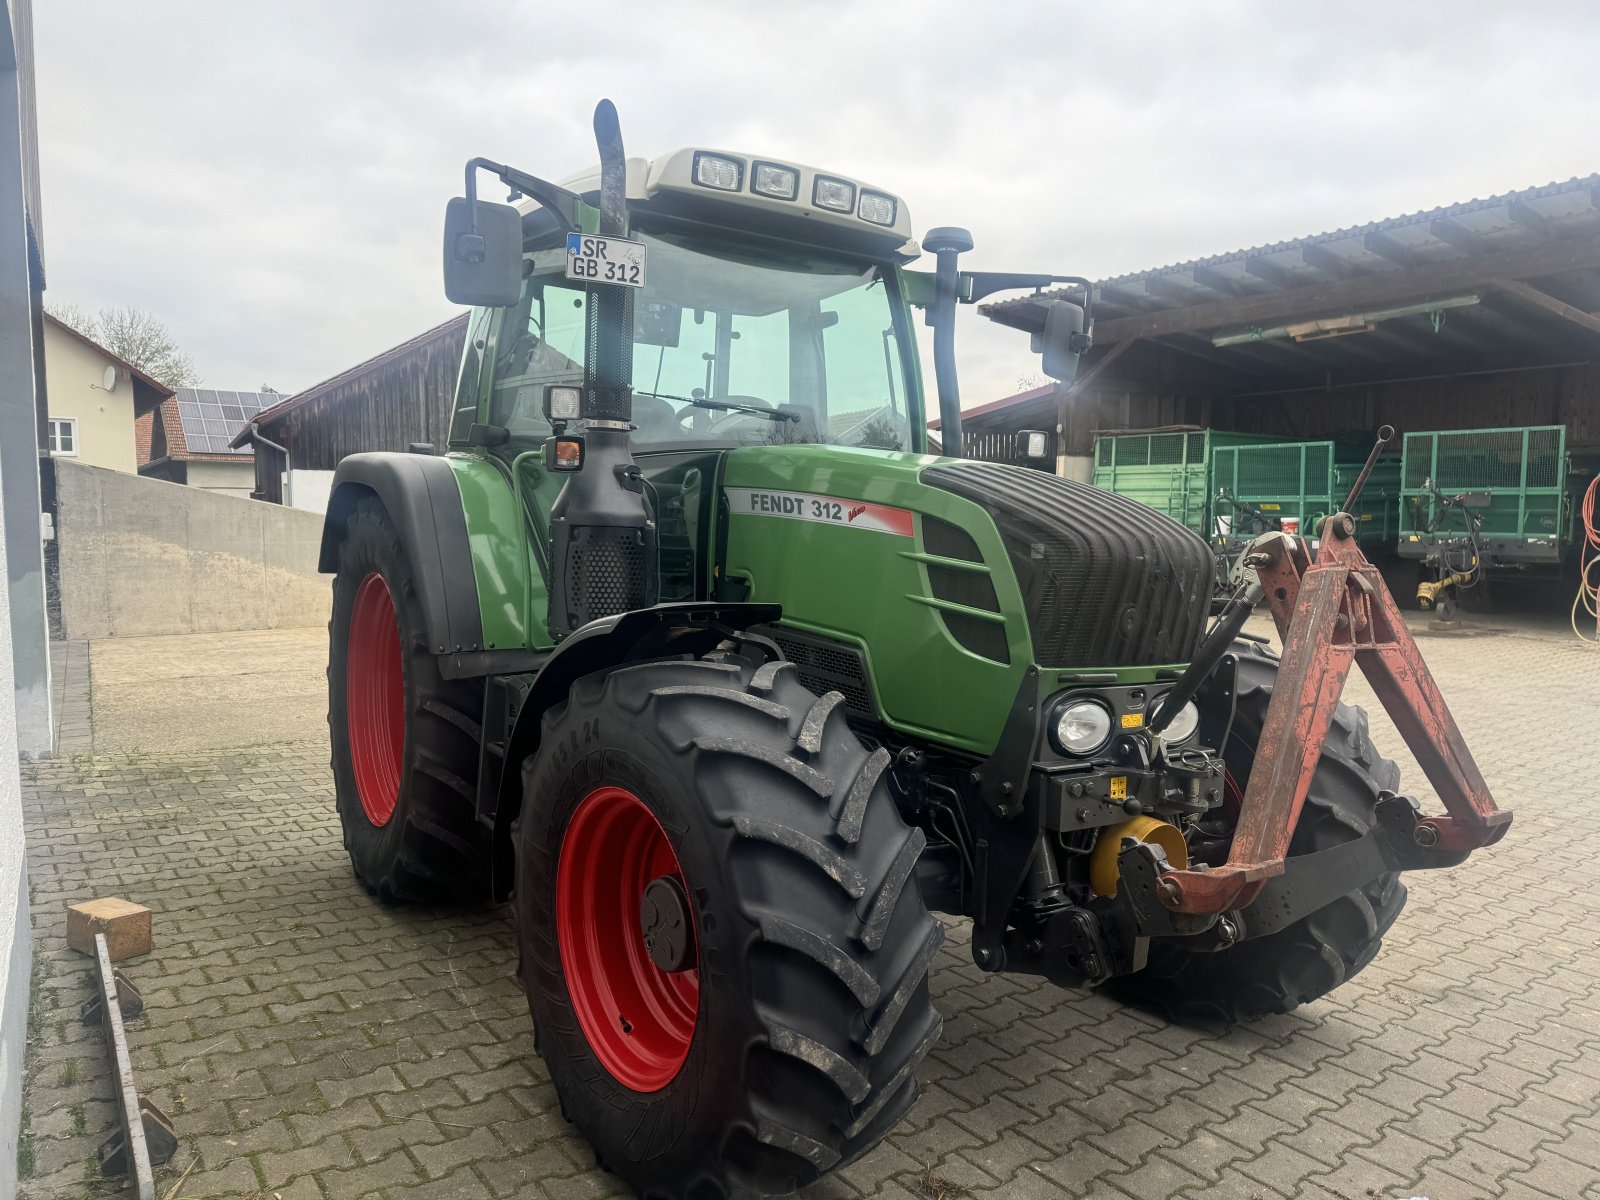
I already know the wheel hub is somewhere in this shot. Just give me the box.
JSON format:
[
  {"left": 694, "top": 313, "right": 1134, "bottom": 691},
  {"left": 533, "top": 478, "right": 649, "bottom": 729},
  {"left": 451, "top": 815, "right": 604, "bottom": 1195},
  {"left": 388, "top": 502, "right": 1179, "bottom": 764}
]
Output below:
[
  {"left": 346, "top": 572, "right": 404, "bottom": 827},
  {"left": 555, "top": 786, "right": 699, "bottom": 1092},
  {"left": 640, "top": 876, "right": 696, "bottom": 973}
]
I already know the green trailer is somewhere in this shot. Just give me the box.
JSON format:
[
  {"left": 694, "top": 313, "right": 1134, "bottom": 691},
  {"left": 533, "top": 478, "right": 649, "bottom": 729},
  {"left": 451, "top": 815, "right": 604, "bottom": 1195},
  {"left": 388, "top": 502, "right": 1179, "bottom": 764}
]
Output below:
[
  {"left": 1212, "top": 439, "right": 1402, "bottom": 548},
  {"left": 1398, "top": 425, "right": 1575, "bottom": 567},
  {"left": 1090, "top": 429, "right": 1278, "bottom": 539}
]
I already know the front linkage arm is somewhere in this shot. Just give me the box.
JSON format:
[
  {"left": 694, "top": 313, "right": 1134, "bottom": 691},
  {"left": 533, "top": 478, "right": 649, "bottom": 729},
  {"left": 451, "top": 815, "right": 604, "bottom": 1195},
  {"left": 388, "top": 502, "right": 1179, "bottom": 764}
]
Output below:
[{"left": 1156, "top": 516, "right": 1513, "bottom": 917}]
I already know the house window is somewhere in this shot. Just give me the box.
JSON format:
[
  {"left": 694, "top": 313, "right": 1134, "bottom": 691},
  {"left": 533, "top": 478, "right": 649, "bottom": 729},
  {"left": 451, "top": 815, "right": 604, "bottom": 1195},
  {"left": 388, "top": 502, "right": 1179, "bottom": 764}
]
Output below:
[{"left": 48, "top": 418, "right": 77, "bottom": 456}]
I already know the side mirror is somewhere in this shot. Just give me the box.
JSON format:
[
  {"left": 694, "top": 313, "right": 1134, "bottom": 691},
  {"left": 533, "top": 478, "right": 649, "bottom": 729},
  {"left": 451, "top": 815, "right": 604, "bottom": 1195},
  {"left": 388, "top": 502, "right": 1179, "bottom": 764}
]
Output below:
[
  {"left": 1037, "top": 298, "right": 1089, "bottom": 382},
  {"left": 443, "top": 197, "right": 522, "bottom": 306}
]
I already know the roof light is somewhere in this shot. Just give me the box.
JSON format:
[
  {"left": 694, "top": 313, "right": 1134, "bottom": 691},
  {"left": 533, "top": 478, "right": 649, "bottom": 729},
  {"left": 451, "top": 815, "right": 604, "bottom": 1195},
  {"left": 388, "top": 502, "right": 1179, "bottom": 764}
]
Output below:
[
  {"left": 692, "top": 152, "right": 744, "bottom": 192},
  {"left": 751, "top": 161, "right": 799, "bottom": 201},
  {"left": 812, "top": 176, "right": 855, "bottom": 213},
  {"left": 858, "top": 190, "right": 898, "bottom": 227}
]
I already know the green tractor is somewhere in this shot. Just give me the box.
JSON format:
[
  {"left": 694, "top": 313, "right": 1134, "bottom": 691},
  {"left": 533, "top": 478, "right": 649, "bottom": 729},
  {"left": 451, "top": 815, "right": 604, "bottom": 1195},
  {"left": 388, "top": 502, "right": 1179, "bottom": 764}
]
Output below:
[{"left": 318, "top": 102, "right": 1510, "bottom": 1197}]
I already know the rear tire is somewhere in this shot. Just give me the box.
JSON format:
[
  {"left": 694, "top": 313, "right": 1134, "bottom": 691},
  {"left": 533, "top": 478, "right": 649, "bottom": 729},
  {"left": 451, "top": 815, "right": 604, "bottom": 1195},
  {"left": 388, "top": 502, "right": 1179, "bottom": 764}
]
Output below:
[
  {"left": 514, "top": 651, "right": 943, "bottom": 1198},
  {"left": 1107, "top": 640, "right": 1408, "bottom": 1023},
  {"left": 328, "top": 496, "right": 490, "bottom": 903}
]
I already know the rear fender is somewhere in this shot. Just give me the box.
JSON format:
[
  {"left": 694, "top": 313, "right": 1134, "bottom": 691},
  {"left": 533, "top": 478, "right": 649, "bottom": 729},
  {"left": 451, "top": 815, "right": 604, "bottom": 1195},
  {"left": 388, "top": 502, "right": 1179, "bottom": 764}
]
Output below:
[
  {"left": 320, "top": 453, "right": 484, "bottom": 655},
  {"left": 490, "top": 601, "right": 782, "bottom": 899}
]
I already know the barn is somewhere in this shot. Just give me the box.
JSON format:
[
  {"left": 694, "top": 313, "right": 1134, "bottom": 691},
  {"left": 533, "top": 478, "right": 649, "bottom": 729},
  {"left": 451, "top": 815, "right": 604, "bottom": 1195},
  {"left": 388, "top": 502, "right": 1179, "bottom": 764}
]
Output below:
[
  {"left": 965, "top": 173, "right": 1600, "bottom": 474},
  {"left": 233, "top": 314, "right": 468, "bottom": 508},
  {"left": 961, "top": 173, "right": 1600, "bottom": 615}
]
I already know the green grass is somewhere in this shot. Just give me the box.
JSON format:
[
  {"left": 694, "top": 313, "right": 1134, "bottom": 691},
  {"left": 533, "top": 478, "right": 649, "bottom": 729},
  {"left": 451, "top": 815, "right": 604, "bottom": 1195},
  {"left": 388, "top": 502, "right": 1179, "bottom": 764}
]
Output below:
[{"left": 59, "top": 1057, "right": 79, "bottom": 1086}]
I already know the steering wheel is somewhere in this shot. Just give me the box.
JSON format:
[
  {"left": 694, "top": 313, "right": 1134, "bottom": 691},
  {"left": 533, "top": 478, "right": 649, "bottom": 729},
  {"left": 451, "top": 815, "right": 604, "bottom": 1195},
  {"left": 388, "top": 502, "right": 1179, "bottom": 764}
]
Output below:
[{"left": 675, "top": 394, "right": 774, "bottom": 434}]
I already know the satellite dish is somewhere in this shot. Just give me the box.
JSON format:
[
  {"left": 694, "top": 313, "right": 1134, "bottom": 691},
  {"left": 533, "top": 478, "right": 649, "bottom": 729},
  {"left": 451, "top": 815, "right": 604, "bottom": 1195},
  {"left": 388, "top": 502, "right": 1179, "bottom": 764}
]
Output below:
[{"left": 101, "top": 366, "right": 118, "bottom": 392}]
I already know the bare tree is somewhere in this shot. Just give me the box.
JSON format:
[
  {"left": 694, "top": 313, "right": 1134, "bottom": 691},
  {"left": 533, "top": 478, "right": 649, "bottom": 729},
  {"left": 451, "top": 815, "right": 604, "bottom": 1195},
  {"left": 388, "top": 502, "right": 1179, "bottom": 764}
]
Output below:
[
  {"left": 44, "top": 300, "right": 202, "bottom": 388},
  {"left": 44, "top": 300, "right": 97, "bottom": 337}
]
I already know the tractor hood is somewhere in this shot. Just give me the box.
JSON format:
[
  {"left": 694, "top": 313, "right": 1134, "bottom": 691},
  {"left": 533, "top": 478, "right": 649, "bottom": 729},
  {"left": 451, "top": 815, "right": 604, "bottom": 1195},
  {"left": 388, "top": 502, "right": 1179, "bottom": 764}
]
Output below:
[
  {"left": 718, "top": 445, "right": 1213, "bottom": 756},
  {"left": 921, "top": 460, "right": 1213, "bottom": 670}
]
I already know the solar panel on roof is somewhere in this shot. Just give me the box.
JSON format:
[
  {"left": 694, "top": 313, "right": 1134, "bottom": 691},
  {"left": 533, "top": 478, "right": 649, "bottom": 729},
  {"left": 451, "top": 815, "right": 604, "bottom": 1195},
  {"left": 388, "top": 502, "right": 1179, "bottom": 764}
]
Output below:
[{"left": 170, "top": 388, "right": 278, "bottom": 455}]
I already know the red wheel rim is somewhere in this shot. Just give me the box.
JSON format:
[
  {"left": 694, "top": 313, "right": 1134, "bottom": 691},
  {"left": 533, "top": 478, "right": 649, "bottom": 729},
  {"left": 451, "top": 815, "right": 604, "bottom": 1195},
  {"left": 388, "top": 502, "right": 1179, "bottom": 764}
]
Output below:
[
  {"left": 347, "top": 572, "right": 405, "bottom": 827},
  {"left": 556, "top": 786, "right": 699, "bottom": 1092}
]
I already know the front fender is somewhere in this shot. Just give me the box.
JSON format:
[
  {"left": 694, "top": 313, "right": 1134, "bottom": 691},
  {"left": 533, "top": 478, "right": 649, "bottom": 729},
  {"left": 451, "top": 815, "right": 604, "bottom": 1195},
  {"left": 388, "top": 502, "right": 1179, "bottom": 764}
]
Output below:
[
  {"left": 490, "top": 601, "right": 782, "bottom": 898},
  {"left": 320, "top": 453, "right": 484, "bottom": 656}
]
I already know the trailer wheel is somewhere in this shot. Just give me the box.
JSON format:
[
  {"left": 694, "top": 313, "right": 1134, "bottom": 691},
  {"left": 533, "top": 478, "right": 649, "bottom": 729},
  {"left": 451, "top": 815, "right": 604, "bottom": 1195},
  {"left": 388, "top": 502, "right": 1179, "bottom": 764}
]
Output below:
[
  {"left": 514, "top": 651, "right": 943, "bottom": 1198},
  {"left": 1109, "top": 641, "right": 1407, "bottom": 1024},
  {"left": 329, "top": 496, "right": 490, "bottom": 903}
]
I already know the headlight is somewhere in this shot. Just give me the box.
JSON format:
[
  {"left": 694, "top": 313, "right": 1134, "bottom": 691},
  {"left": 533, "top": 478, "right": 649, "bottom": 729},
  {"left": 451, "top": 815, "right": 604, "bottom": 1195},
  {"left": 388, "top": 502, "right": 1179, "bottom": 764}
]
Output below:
[
  {"left": 1052, "top": 699, "right": 1113, "bottom": 757},
  {"left": 1154, "top": 695, "right": 1201, "bottom": 745}
]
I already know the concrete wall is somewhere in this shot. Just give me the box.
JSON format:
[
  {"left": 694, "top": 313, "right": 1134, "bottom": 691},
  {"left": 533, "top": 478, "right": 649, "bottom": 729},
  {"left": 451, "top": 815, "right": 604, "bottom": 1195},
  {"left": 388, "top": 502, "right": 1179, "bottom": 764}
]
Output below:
[
  {"left": 54, "top": 458, "right": 329, "bottom": 639},
  {"left": 185, "top": 457, "right": 255, "bottom": 499},
  {"left": 41, "top": 318, "right": 139, "bottom": 473}
]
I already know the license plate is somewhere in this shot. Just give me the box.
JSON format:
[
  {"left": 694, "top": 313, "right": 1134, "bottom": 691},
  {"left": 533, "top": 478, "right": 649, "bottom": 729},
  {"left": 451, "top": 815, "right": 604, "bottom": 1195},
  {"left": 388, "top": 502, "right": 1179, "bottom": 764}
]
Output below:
[{"left": 565, "top": 233, "right": 646, "bottom": 288}]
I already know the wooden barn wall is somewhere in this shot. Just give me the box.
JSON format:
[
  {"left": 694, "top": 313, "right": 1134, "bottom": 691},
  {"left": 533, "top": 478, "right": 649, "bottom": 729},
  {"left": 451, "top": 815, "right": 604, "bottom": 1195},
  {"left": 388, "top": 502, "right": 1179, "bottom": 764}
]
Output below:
[{"left": 252, "top": 323, "right": 467, "bottom": 500}]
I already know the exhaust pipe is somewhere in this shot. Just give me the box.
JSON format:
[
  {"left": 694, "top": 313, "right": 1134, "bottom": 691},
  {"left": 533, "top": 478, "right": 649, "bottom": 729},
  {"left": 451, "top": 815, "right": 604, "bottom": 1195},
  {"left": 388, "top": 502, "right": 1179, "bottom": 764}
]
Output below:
[{"left": 546, "top": 99, "right": 659, "bottom": 639}]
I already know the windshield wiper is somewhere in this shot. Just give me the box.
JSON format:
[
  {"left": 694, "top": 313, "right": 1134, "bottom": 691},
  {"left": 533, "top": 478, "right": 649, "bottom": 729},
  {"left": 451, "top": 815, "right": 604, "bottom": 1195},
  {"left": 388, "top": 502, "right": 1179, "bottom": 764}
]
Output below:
[{"left": 634, "top": 390, "right": 798, "bottom": 422}]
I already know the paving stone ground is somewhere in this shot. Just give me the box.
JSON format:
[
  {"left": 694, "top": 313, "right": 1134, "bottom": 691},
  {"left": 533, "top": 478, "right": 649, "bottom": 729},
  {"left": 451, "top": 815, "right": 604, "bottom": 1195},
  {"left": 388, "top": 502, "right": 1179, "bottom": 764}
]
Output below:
[{"left": 15, "top": 617, "right": 1600, "bottom": 1199}]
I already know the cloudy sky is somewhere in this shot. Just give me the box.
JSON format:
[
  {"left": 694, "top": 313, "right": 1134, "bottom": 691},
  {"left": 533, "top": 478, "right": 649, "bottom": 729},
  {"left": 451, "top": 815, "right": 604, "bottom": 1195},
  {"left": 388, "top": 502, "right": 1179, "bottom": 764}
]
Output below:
[{"left": 32, "top": 1, "right": 1600, "bottom": 406}]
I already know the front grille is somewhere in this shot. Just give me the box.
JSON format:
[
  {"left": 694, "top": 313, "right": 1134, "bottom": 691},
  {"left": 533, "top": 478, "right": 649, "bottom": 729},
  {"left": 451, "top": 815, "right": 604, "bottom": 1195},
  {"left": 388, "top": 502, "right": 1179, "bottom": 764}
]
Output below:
[
  {"left": 758, "top": 626, "right": 877, "bottom": 719},
  {"left": 923, "top": 461, "right": 1211, "bottom": 668}
]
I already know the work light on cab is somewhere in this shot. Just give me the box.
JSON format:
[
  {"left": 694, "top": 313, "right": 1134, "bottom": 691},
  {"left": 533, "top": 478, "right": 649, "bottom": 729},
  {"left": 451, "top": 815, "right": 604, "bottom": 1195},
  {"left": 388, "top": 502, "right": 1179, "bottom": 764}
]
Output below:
[
  {"left": 752, "top": 161, "right": 799, "bottom": 200},
  {"left": 544, "top": 385, "right": 582, "bottom": 423},
  {"left": 813, "top": 175, "right": 855, "bottom": 213},
  {"left": 691, "top": 151, "right": 742, "bottom": 191},
  {"left": 858, "top": 190, "right": 898, "bottom": 226}
]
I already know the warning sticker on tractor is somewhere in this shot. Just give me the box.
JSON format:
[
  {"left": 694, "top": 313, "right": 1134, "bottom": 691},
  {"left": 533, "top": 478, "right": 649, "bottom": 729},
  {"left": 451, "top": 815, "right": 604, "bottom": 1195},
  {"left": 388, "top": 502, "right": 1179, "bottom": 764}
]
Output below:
[
  {"left": 1109, "top": 776, "right": 1128, "bottom": 800},
  {"left": 724, "top": 488, "right": 914, "bottom": 537},
  {"left": 1120, "top": 712, "right": 1144, "bottom": 729}
]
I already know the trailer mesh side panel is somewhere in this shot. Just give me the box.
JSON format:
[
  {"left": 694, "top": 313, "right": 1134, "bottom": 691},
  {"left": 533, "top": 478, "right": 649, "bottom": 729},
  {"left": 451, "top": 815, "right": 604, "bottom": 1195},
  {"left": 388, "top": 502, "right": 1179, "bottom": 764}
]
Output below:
[
  {"left": 1527, "top": 428, "right": 1562, "bottom": 489},
  {"left": 1400, "top": 425, "right": 1571, "bottom": 546},
  {"left": 924, "top": 460, "right": 1211, "bottom": 668}
]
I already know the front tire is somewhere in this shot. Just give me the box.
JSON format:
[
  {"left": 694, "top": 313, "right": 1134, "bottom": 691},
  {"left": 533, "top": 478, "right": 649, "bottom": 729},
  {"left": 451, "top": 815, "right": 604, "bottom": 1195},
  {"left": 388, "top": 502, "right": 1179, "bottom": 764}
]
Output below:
[
  {"left": 1108, "top": 640, "right": 1408, "bottom": 1023},
  {"left": 514, "top": 652, "right": 943, "bottom": 1198},
  {"left": 328, "top": 496, "right": 490, "bottom": 903}
]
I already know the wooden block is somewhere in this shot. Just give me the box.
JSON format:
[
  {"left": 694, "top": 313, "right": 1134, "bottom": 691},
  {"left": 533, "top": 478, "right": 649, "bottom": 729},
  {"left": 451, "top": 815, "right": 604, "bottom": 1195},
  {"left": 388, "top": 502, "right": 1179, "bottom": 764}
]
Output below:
[{"left": 66, "top": 898, "right": 151, "bottom": 962}]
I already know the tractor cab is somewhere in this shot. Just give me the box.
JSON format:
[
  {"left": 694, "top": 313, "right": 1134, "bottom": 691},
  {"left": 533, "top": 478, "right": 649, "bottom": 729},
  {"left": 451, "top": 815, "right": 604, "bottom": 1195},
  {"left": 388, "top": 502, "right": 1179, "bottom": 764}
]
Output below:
[{"left": 477, "top": 154, "right": 924, "bottom": 457}]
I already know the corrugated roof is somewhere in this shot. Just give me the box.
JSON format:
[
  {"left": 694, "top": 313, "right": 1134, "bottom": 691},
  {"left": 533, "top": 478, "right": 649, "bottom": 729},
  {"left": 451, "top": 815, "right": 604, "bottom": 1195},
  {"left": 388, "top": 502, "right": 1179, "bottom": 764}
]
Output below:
[{"left": 983, "top": 172, "right": 1600, "bottom": 328}]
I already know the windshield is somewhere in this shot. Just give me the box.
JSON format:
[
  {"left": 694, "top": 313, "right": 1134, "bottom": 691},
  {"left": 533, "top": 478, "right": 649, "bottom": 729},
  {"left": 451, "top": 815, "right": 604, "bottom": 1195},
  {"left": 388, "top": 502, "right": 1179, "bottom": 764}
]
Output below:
[{"left": 489, "top": 230, "right": 917, "bottom": 452}]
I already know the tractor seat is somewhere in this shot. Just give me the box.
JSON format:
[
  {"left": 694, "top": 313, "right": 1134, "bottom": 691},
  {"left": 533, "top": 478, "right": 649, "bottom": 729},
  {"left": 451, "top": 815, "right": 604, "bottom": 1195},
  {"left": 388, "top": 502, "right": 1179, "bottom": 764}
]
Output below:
[{"left": 631, "top": 393, "right": 678, "bottom": 441}]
